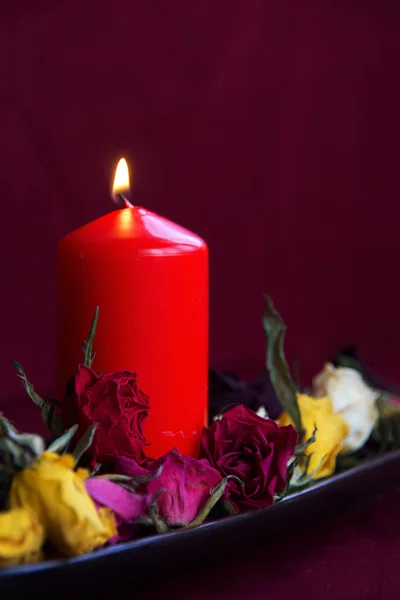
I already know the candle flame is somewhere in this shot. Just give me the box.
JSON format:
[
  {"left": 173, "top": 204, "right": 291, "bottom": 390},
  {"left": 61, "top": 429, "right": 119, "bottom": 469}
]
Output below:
[
  {"left": 113, "top": 158, "right": 129, "bottom": 195},
  {"left": 112, "top": 158, "right": 133, "bottom": 207}
]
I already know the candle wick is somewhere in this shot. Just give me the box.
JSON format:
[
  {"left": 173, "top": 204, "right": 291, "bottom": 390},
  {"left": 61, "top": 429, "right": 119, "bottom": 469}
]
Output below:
[{"left": 114, "top": 193, "right": 134, "bottom": 209}]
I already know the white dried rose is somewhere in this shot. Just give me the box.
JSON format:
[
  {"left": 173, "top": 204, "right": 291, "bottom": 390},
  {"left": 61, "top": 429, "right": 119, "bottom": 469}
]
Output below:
[
  {"left": 212, "top": 414, "right": 223, "bottom": 421},
  {"left": 312, "top": 363, "right": 379, "bottom": 453},
  {"left": 256, "top": 406, "right": 269, "bottom": 419}
]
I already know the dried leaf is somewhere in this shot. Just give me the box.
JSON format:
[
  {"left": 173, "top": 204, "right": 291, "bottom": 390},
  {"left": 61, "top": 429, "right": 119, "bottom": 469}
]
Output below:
[
  {"left": 289, "top": 453, "right": 327, "bottom": 489},
  {"left": 47, "top": 425, "right": 78, "bottom": 454},
  {"left": 12, "top": 363, "right": 63, "bottom": 436},
  {"left": 295, "top": 425, "right": 317, "bottom": 455},
  {"left": 96, "top": 465, "right": 163, "bottom": 489},
  {"left": 274, "top": 462, "right": 296, "bottom": 502},
  {"left": 0, "top": 414, "right": 44, "bottom": 458},
  {"left": 263, "top": 296, "right": 302, "bottom": 432},
  {"left": 82, "top": 307, "right": 99, "bottom": 367},
  {"left": 0, "top": 439, "right": 34, "bottom": 469},
  {"left": 127, "top": 465, "right": 163, "bottom": 487},
  {"left": 373, "top": 395, "right": 400, "bottom": 449},
  {"left": 223, "top": 500, "right": 237, "bottom": 515},
  {"left": 185, "top": 475, "right": 243, "bottom": 528},
  {"left": 12, "top": 362, "right": 45, "bottom": 409},
  {"left": 72, "top": 424, "right": 97, "bottom": 464},
  {"left": 42, "top": 401, "right": 64, "bottom": 437},
  {"left": 148, "top": 490, "right": 171, "bottom": 533}
]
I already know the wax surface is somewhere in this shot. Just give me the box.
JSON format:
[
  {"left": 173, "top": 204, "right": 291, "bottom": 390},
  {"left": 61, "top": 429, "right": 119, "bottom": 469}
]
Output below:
[{"left": 56, "top": 207, "right": 208, "bottom": 458}]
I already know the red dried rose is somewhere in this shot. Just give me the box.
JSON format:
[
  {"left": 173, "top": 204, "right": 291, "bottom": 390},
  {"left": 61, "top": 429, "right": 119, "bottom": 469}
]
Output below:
[
  {"left": 62, "top": 366, "right": 150, "bottom": 465},
  {"left": 200, "top": 405, "right": 298, "bottom": 512}
]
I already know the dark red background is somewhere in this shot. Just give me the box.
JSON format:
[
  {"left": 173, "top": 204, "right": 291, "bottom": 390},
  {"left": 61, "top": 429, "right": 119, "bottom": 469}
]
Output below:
[{"left": 1, "top": 1, "right": 400, "bottom": 598}]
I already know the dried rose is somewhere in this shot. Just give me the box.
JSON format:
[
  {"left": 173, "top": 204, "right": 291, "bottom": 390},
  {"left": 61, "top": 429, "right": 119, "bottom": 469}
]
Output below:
[
  {"left": 115, "top": 448, "right": 224, "bottom": 528},
  {"left": 86, "top": 478, "right": 151, "bottom": 543},
  {"left": 208, "top": 369, "right": 283, "bottom": 421},
  {"left": 61, "top": 366, "right": 150, "bottom": 465},
  {"left": 0, "top": 508, "right": 44, "bottom": 568},
  {"left": 312, "top": 363, "right": 379, "bottom": 452},
  {"left": 278, "top": 394, "right": 349, "bottom": 479},
  {"left": 200, "top": 405, "right": 298, "bottom": 512},
  {"left": 9, "top": 452, "right": 116, "bottom": 557}
]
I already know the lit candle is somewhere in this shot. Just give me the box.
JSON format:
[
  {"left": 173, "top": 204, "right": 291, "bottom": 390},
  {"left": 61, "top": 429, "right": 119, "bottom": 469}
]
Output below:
[{"left": 56, "top": 159, "right": 208, "bottom": 458}]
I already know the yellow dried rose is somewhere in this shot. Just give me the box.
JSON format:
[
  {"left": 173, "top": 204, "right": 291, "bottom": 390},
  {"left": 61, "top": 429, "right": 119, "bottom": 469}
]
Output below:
[
  {"left": 278, "top": 394, "right": 349, "bottom": 479},
  {"left": 9, "top": 452, "right": 116, "bottom": 557},
  {"left": 0, "top": 507, "right": 44, "bottom": 568}
]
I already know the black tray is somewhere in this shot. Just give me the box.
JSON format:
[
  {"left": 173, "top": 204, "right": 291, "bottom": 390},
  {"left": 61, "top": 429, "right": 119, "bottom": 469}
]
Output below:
[{"left": 1, "top": 449, "right": 400, "bottom": 596}]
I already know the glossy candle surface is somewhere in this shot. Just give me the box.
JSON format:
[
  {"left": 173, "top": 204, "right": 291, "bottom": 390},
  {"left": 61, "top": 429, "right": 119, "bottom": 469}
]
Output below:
[{"left": 56, "top": 207, "right": 208, "bottom": 458}]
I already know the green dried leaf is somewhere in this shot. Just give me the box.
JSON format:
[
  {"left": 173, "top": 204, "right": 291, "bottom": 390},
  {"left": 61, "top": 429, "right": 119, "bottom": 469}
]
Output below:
[
  {"left": 0, "top": 414, "right": 44, "bottom": 458},
  {"left": 222, "top": 500, "right": 237, "bottom": 515},
  {"left": 47, "top": 425, "right": 78, "bottom": 454},
  {"left": 289, "top": 468, "right": 318, "bottom": 489},
  {"left": 94, "top": 474, "right": 134, "bottom": 482},
  {"left": 12, "top": 363, "right": 63, "bottom": 436},
  {"left": 373, "top": 395, "right": 400, "bottom": 449},
  {"left": 289, "top": 473, "right": 315, "bottom": 489},
  {"left": 275, "top": 454, "right": 314, "bottom": 498},
  {"left": 0, "top": 439, "right": 35, "bottom": 469},
  {"left": 295, "top": 425, "right": 317, "bottom": 455},
  {"left": 95, "top": 465, "right": 163, "bottom": 489},
  {"left": 72, "top": 423, "right": 97, "bottom": 464},
  {"left": 90, "top": 462, "right": 102, "bottom": 476},
  {"left": 12, "top": 361, "right": 45, "bottom": 409},
  {"left": 263, "top": 295, "right": 302, "bottom": 433},
  {"left": 185, "top": 475, "right": 244, "bottom": 528},
  {"left": 97, "top": 476, "right": 145, "bottom": 493},
  {"left": 292, "top": 359, "right": 301, "bottom": 389},
  {"left": 128, "top": 465, "right": 163, "bottom": 486},
  {"left": 148, "top": 490, "right": 171, "bottom": 533},
  {"left": 43, "top": 400, "right": 64, "bottom": 437},
  {"left": 82, "top": 307, "right": 99, "bottom": 367},
  {"left": 302, "top": 452, "right": 313, "bottom": 473},
  {"left": 289, "top": 453, "right": 328, "bottom": 488},
  {"left": 274, "top": 462, "right": 296, "bottom": 502}
]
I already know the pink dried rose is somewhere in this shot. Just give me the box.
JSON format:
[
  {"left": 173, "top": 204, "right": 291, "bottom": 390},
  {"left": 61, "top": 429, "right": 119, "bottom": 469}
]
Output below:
[
  {"left": 114, "top": 449, "right": 225, "bottom": 529},
  {"left": 86, "top": 478, "right": 151, "bottom": 543},
  {"left": 200, "top": 405, "right": 298, "bottom": 512},
  {"left": 62, "top": 366, "right": 150, "bottom": 465}
]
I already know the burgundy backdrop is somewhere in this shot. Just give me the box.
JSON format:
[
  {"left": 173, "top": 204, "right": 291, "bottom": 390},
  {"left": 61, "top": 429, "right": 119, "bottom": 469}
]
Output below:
[{"left": 1, "top": 1, "right": 400, "bottom": 598}]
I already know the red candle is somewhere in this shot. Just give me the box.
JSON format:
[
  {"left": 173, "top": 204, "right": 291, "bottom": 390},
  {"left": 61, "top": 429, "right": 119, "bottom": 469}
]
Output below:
[{"left": 56, "top": 159, "right": 208, "bottom": 458}]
